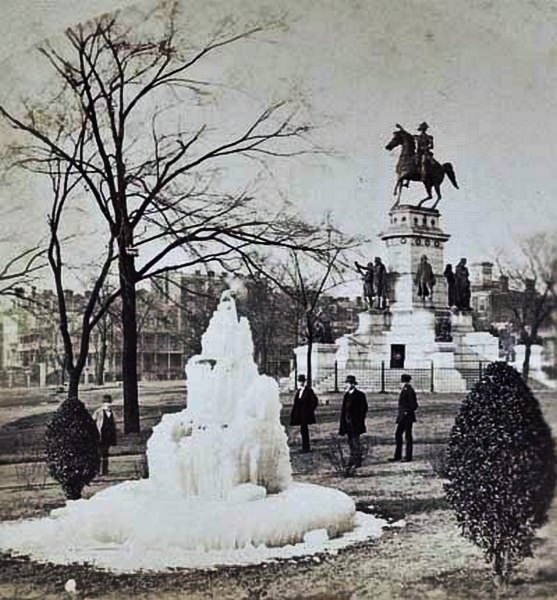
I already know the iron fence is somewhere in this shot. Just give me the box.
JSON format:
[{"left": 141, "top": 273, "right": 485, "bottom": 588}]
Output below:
[{"left": 292, "top": 359, "right": 486, "bottom": 393}]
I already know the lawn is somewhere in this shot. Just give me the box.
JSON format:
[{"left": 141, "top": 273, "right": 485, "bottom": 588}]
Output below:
[{"left": 0, "top": 383, "right": 555, "bottom": 599}]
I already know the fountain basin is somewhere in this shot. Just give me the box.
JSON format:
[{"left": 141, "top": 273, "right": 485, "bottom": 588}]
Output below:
[{"left": 0, "top": 480, "right": 367, "bottom": 572}]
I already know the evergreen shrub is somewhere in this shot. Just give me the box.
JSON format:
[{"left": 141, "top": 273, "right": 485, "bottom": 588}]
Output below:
[
  {"left": 445, "top": 361, "right": 556, "bottom": 583},
  {"left": 45, "top": 398, "right": 100, "bottom": 499}
]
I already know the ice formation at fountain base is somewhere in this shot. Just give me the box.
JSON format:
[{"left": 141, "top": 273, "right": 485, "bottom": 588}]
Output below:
[
  {"left": 0, "top": 291, "right": 387, "bottom": 572},
  {"left": 0, "top": 481, "right": 385, "bottom": 572}
]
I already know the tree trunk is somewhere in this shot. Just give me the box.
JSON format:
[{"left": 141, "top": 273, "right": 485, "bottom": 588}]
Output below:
[
  {"left": 96, "top": 334, "right": 107, "bottom": 386},
  {"left": 492, "top": 551, "right": 508, "bottom": 593},
  {"left": 67, "top": 369, "right": 80, "bottom": 401},
  {"left": 522, "top": 343, "right": 532, "bottom": 382},
  {"left": 120, "top": 252, "right": 140, "bottom": 433},
  {"left": 306, "top": 314, "right": 313, "bottom": 387}
]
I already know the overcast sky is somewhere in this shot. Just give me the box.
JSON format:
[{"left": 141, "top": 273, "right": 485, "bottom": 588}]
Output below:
[{"left": 0, "top": 0, "right": 556, "bottom": 288}]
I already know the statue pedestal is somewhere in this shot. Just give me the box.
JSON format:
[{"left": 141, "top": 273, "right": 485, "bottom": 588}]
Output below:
[
  {"left": 355, "top": 310, "right": 392, "bottom": 335},
  {"left": 293, "top": 343, "right": 337, "bottom": 383},
  {"left": 381, "top": 204, "right": 451, "bottom": 310}
]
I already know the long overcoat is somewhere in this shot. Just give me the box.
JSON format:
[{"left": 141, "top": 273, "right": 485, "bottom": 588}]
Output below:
[
  {"left": 339, "top": 389, "right": 368, "bottom": 435},
  {"left": 396, "top": 384, "right": 418, "bottom": 423},
  {"left": 94, "top": 407, "right": 117, "bottom": 446},
  {"left": 290, "top": 386, "right": 318, "bottom": 426}
]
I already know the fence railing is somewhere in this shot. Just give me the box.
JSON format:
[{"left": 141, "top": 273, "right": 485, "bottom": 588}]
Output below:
[{"left": 292, "top": 359, "right": 486, "bottom": 393}]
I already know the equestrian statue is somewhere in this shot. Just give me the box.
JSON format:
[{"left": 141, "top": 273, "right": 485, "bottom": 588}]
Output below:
[{"left": 385, "top": 122, "right": 459, "bottom": 209}]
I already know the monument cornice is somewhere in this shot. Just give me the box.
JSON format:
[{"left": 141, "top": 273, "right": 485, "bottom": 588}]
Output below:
[
  {"left": 387, "top": 204, "right": 441, "bottom": 217},
  {"left": 380, "top": 229, "right": 451, "bottom": 242}
]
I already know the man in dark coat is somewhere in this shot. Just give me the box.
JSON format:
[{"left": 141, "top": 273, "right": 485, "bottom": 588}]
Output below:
[
  {"left": 339, "top": 375, "right": 368, "bottom": 474},
  {"left": 290, "top": 374, "right": 318, "bottom": 453},
  {"left": 93, "top": 394, "right": 117, "bottom": 475},
  {"left": 390, "top": 374, "right": 418, "bottom": 462}
]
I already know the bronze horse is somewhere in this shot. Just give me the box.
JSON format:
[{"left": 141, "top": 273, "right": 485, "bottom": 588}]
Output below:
[{"left": 385, "top": 128, "right": 459, "bottom": 209}]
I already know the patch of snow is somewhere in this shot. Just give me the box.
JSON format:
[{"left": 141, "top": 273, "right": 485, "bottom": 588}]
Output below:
[{"left": 385, "top": 519, "right": 406, "bottom": 529}]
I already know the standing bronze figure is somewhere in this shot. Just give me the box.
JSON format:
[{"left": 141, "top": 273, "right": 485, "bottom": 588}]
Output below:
[
  {"left": 354, "top": 261, "right": 374, "bottom": 309},
  {"left": 454, "top": 258, "right": 471, "bottom": 311},
  {"left": 373, "top": 256, "right": 388, "bottom": 310},
  {"left": 385, "top": 123, "right": 459, "bottom": 208},
  {"left": 415, "top": 255, "right": 436, "bottom": 302},
  {"left": 444, "top": 263, "right": 456, "bottom": 307}
]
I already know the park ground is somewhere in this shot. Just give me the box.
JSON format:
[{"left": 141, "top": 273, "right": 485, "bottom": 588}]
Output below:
[{"left": 0, "top": 382, "right": 555, "bottom": 600}]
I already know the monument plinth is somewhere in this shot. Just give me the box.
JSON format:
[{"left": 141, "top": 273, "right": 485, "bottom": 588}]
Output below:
[{"left": 381, "top": 204, "right": 450, "bottom": 310}]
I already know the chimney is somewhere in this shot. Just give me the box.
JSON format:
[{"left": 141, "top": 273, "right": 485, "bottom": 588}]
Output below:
[
  {"left": 470, "top": 262, "right": 493, "bottom": 287},
  {"left": 524, "top": 278, "right": 535, "bottom": 292},
  {"left": 499, "top": 275, "right": 509, "bottom": 292},
  {"left": 481, "top": 262, "right": 493, "bottom": 286}
]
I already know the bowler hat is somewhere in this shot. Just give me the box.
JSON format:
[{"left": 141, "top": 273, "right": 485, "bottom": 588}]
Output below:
[
  {"left": 417, "top": 122, "right": 429, "bottom": 131},
  {"left": 297, "top": 374, "right": 306, "bottom": 382},
  {"left": 102, "top": 394, "right": 113, "bottom": 403},
  {"left": 401, "top": 374, "right": 412, "bottom": 383},
  {"left": 345, "top": 375, "right": 357, "bottom": 385}
]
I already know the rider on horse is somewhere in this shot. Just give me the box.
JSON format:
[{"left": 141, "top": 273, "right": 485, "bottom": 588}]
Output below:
[
  {"left": 387, "top": 121, "right": 458, "bottom": 208},
  {"left": 396, "top": 122, "right": 434, "bottom": 182},
  {"left": 415, "top": 122, "right": 434, "bottom": 181}
]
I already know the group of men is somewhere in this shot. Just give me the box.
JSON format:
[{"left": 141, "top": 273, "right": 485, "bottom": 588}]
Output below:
[
  {"left": 290, "top": 372, "right": 418, "bottom": 474},
  {"left": 94, "top": 372, "right": 419, "bottom": 479}
]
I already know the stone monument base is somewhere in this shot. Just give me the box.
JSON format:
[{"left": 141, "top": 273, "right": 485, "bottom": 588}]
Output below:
[{"left": 293, "top": 308, "right": 499, "bottom": 393}]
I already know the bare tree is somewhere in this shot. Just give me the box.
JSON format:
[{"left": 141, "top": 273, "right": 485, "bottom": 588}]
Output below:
[
  {"left": 45, "top": 157, "right": 117, "bottom": 399},
  {"left": 0, "top": 6, "right": 323, "bottom": 431},
  {"left": 239, "top": 221, "right": 360, "bottom": 386},
  {"left": 0, "top": 210, "right": 46, "bottom": 296},
  {"left": 498, "top": 233, "right": 556, "bottom": 381},
  {"left": 242, "top": 272, "right": 298, "bottom": 374}
]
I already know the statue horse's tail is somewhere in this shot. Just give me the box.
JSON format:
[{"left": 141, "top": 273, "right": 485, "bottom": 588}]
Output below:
[{"left": 443, "top": 163, "right": 459, "bottom": 189}]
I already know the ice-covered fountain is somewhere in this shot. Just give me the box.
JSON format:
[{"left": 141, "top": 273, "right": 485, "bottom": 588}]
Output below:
[{"left": 0, "top": 291, "right": 386, "bottom": 572}]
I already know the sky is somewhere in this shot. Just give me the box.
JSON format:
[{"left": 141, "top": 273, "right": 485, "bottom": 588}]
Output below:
[{"left": 0, "top": 0, "right": 556, "bottom": 292}]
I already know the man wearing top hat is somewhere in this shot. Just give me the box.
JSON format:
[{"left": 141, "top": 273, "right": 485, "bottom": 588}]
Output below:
[
  {"left": 390, "top": 374, "right": 419, "bottom": 462},
  {"left": 339, "top": 375, "right": 368, "bottom": 474},
  {"left": 93, "top": 394, "right": 118, "bottom": 475},
  {"left": 290, "top": 374, "right": 319, "bottom": 453}
]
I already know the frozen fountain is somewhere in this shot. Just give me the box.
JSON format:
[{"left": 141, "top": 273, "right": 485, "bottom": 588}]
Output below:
[{"left": 0, "top": 291, "right": 386, "bottom": 572}]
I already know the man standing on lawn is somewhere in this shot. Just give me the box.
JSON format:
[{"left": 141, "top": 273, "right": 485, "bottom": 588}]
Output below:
[
  {"left": 290, "top": 374, "right": 319, "bottom": 453},
  {"left": 94, "top": 394, "right": 117, "bottom": 475},
  {"left": 339, "top": 375, "right": 368, "bottom": 475},
  {"left": 391, "top": 373, "right": 418, "bottom": 462}
]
